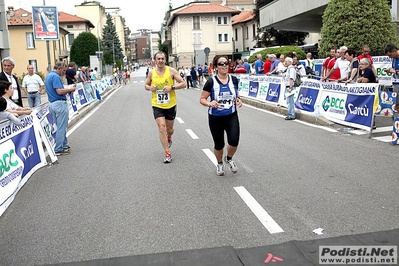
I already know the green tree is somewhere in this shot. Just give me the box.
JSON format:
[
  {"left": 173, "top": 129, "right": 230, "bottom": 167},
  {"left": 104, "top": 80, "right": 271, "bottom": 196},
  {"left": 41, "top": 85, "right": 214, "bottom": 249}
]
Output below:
[
  {"left": 254, "top": 0, "right": 309, "bottom": 47},
  {"left": 101, "top": 13, "right": 124, "bottom": 65},
  {"left": 69, "top": 32, "right": 98, "bottom": 66},
  {"left": 319, "top": 0, "right": 399, "bottom": 57},
  {"left": 143, "top": 42, "right": 151, "bottom": 59},
  {"left": 158, "top": 31, "right": 168, "bottom": 57}
]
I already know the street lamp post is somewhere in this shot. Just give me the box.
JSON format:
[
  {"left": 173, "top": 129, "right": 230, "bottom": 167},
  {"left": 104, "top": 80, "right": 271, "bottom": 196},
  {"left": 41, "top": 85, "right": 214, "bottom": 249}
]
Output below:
[{"left": 96, "top": 16, "right": 104, "bottom": 78}]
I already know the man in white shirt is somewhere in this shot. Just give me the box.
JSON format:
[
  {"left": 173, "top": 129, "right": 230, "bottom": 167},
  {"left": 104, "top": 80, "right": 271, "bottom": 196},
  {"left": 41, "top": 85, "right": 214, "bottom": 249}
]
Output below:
[
  {"left": 324, "top": 46, "right": 350, "bottom": 82},
  {"left": 22, "top": 65, "right": 45, "bottom": 108}
]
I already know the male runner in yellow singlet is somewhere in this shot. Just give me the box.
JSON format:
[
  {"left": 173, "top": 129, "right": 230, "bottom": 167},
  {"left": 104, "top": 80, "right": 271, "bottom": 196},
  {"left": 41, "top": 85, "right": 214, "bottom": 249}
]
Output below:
[{"left": 145, "top": 51, "right": 186, "bottom": 163}]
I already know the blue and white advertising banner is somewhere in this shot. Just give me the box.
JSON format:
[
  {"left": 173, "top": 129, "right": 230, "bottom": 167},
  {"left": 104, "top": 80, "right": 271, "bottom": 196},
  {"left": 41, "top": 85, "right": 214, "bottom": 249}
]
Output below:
[
  {"left": 295, "top": 80, "right": 322, "bottom": 113},
  {"left": 238, "top": 75, "right": 379, "bottom": 131},
  {"left": 32, "top": 6, "right": 59, "bottom": 40},
  {"left": 0, "top": 115, "right": 47, "bottom": 216},
  {"left": 319, "top": 82, "right": 379, "bottom": 130}
]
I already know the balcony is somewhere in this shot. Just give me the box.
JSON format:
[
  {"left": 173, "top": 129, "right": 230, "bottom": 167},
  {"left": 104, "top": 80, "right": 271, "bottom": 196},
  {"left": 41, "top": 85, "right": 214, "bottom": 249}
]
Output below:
[
  {"left": 161, "top": 29, "right": 171, "bottom": 45},
  {"left": 59, "top": 49, "right": 69, "bottom": 59}
]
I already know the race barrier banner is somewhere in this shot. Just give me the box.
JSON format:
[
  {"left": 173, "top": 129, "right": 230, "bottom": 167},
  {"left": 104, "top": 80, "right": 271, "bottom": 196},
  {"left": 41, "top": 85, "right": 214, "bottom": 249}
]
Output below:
[
  {"left": 0, "top": 115, "right": 47, "bottom": 216},
  {"left": 32, "top": 102, "right": 58, "bottom": 162},
  {"left": 238, "top": 75, "right": 379, "bottom": 131}
]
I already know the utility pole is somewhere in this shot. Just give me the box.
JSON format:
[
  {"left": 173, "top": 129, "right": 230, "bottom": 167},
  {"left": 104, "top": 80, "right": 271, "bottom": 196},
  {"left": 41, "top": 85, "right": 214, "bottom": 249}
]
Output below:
[
  {"left": 0, "top": 0, "right": 11, "bottom": 59},
  {"left": 43, "top": 0, "right": 52, "bottom": 72}
]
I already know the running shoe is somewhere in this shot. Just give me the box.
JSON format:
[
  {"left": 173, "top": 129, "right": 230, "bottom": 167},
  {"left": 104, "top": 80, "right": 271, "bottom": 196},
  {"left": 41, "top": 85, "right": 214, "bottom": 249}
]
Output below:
[
  {"left": 164, "top": 152, "right": 172, "bottom": 163},
  {"left": 224, "top": 156, "right": 238, "bottom": 173},
  {"left": 216, "top": 163, "right": 225, "bottom": 176},
  {"left": 168, "top": 136, "right": 172, "bottom": 148}
]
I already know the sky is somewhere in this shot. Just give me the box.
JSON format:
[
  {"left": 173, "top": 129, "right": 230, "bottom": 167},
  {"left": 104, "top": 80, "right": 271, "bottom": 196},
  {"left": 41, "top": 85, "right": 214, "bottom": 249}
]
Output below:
[{"left": 5, "top": 0, "right": 192, "bottom": 32}]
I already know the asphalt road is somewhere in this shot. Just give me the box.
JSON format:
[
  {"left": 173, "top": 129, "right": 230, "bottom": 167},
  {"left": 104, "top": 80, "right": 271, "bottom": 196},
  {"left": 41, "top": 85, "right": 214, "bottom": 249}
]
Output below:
[{"left": 1, "top": 68, "right": 398, "bottom": 266}]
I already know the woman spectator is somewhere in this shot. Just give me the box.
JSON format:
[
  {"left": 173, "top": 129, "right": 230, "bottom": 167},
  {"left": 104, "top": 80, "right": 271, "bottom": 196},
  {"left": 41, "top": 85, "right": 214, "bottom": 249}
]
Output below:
[
  {"left": 357, "top": 58, "right": 377, "bottom": 83},
  {"left": 199, "top": 55, "right": 243, "bottom": 176},
  {"left": 0, "top": 80, "right": 31, "bottom": 116},
  {"left": 357, "top": 58, "right": 377, "bottom": 129},
  {"left": 234, "top": 60, "right": 247, "bottom": 74}
]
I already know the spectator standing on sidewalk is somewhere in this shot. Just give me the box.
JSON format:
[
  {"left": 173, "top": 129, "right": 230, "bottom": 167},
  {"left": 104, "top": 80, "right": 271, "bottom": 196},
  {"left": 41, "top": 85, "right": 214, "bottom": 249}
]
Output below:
[
  {"left": 243, "top": 58, "right": 251, "bottom": 74},
  {"left": 358, "top": 45, "right": 378, "bottom": 83},
  {"left": 197, "top": 64, "right": 203, "bottom": 84},
  {"left": 191, "top": 65, "right": 198, "bottom": 88},
  {"left": 66, "top": 62, "right": 77, "bottom": 85},
  {"left": 45, "top": 62, "right": 76, "bottom": 156},
  {"left": 184, "top": 66, "right": 193, "bottom": 88},
  {"left": 254, "top": 54, "right": 264, "bottom": 74},
  {"left": 283, "top": 57, "right": 296, "bottom": 120},
  {"left": 145, "top": 51, "right": 186, "bottom": 163},
  {"left": 384, "top": 43, "right": 399, "bottom": 114},
  {"left": 0, "top": 57, "right": 23, "bottom": 107},
  {"left": 21, "top": 65, "right": 45, "bottom": 108}
]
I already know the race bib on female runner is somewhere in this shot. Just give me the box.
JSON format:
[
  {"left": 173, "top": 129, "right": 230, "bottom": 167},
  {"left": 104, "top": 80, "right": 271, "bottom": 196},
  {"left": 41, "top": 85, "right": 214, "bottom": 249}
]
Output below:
[{"left": 216, "top": 94, "right": 234, "bottom": 109}]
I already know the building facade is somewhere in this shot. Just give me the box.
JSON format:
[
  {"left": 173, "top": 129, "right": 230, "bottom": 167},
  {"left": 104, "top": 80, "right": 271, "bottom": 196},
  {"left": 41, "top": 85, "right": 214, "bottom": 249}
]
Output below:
[
  {"left": 164, "top": 3, "right": 240, "bottom": 68},
  {"left": 231, "top": 10, "right": 256, "bottom": 60},
  {"left": 5, "top": 7, "right": 70, "bottom": 77}
]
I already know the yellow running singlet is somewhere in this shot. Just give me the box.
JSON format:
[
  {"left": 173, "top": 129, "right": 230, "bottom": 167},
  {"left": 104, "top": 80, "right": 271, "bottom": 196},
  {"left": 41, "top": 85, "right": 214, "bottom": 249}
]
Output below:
[{"left": 151, "top": 66, "right": 176, "bottom": 109}]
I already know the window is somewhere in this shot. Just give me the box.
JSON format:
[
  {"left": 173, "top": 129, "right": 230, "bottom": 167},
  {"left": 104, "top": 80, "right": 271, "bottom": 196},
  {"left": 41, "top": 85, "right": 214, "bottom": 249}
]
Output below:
[
  {"left": 26, "top": 32, "right": 35, "bottom": 48},
  {"left": 28, "top": 60, "right": 38, "bottom": 72},
  {"left": 67, "top": 24, "right": 73, "bottom": 28},
  {"left": 193, "top": 16, "right": 200, "bottom": 30},
  {"left": 252, "top": 24, "right": 256, "bottom": 37},
  {"left": 235, "top": 28, "right": 238, "bottom": 41},
  {"left": 218, "top": 33, "right": 229, "bottom": 43},
  {"left": 217, "top": 16, "right": 228, "bottom": 25},
  {"left": 68, "top": 34, "right": 75, "bottom": 45},
  {"left": 246, "top": 26, "right": 249, "bottom": 39}
]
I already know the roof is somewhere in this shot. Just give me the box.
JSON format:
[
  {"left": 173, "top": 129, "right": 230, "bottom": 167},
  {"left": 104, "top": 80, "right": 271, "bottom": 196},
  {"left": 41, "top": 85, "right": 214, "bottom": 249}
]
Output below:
[
  {"left": 175, "top": 3, "right": 240, "bottom": 15},
  {"left": 58, "top": 11, "right": 95, "bottom": 28},
  {"left": 7, "top": 8, "right": 94, "bottom": 28},
  {"left": 210, "top": 0, "right": 254, "bottom": 4},
  {"left": 232, "top": 10, "right": 255, "bottom": 25},
  {"left": 7, "top": 8, "right": 32, "bottom": 26},
  {"left": 168, "top": 3, "right": 240, "bottom": 26}
]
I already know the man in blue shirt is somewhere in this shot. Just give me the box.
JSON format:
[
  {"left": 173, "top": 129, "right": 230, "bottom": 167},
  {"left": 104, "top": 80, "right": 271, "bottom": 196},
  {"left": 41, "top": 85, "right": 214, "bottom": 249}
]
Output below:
[
  {"left": 384, "top": 44, "right": 399, "bottom": 115},
  {"left": 243, "top": 58, "right": 251, "bottom": 74},
  {"left": 254, "top": 54, "right": 264, "bottom": 75},
  {"left": 45, "top": 62, "right": 76, "bottom": 156}
]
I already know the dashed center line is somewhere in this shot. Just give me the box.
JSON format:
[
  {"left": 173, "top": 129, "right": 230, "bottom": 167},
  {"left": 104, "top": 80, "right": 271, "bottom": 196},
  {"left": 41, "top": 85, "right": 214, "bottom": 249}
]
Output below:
[
  {"left": 186, "top": 129, "right": 199, "bottom": 139},
  {"left": 234, "top": 186, "right": 284, "bottom": 234}
]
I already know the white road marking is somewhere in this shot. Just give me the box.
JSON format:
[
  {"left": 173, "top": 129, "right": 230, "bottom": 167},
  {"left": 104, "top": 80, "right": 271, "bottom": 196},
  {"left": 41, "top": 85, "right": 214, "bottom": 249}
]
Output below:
[
  {"left": 186, "top": 129, "right": 199, "bottom": 139},
  {"left": 234, "top": 186, "right": 284, "bottom": 234},
  {"left": 202, "top": 148, "right": 217, "bottom": 165},
  {"left": 373, "top": 136, "right": 392, "bottom": 142},
  {"left": 176, "top": 117, "right": 185, "bottom": 123}
]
